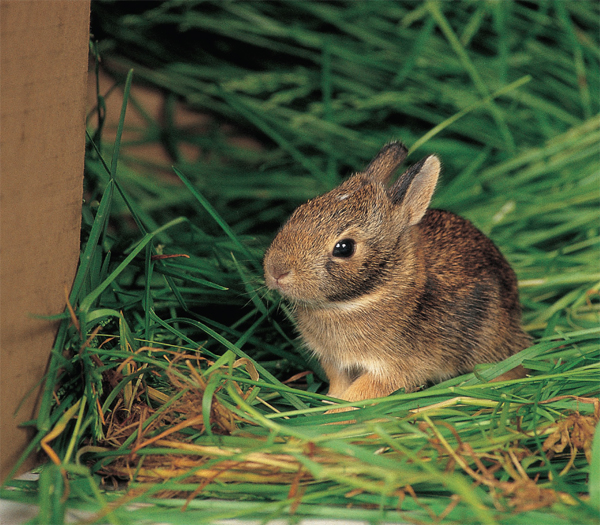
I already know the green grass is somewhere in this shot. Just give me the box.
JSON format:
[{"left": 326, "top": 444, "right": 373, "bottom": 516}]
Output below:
[{"left": 2, "top": 1, "right": 599, "bottom": 524}]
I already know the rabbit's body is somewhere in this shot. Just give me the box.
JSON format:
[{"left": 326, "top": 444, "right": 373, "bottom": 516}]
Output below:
[{"left": 264, "top": 142, "right": 530, "bottom": 403}]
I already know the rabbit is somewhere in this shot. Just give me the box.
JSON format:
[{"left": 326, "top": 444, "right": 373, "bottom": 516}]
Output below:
[{"left": 263, "top": 141, "right": 530, "bottom": 406}]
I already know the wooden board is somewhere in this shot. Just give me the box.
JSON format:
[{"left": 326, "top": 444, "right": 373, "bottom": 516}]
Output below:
[{"left": 0, "top": 0, "right": 90, "bottom": 481}]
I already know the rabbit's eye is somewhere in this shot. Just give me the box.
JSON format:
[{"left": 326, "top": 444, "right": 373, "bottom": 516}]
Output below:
[{"left": 332, "top": 238, "right": 355, "bottom": 258}]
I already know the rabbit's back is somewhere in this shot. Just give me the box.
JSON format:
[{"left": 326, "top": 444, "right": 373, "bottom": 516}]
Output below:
[{"left": 412, "top": 209, "right": 530, "bottom": 372}]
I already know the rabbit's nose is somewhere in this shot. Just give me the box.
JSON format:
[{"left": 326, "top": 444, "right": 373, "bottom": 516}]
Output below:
[
  {"left": 273, "top": 272, "right": 290, "bottom": 288},
  {"left": 268, "top": 264, "right": 290, "bottom": 282},
  {"left": 273, "top": 270, "right": 290, "bottom": 282},
  {"left": 265, "top": 260, "right": 293, "bottom": 290}
]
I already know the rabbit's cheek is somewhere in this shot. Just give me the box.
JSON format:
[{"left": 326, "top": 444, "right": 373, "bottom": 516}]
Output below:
[{"left": 322, "top": 251, "right": 391, "bottom": 303}]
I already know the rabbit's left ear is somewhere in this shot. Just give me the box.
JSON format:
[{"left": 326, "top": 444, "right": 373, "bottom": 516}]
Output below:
[
  {"left": 389, "top": 155, "right": 440, "bottom": 226},
  {"left": 363, "top": 141, "right": 408, "bottom": 185}
]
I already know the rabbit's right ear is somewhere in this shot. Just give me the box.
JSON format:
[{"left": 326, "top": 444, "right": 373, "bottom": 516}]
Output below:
[
  {"left": 389, "top": 155, "right": 440, "bottom": 226},
  {"left": 363, "top": 141, "right": 408, "bottom": 185}
]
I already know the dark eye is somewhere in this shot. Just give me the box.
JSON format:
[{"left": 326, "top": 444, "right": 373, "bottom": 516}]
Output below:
[{"left": 332, "top": 238, "right": 355, "bottom": 258}]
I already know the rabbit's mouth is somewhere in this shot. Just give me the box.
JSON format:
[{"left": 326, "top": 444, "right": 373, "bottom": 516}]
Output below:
[
  {"left": 264, "top": 259, "right": 316, "bottom": 301},
  {"left": 266, "top": 277, "right": 312, "bottom": 305},
  {"left": 264, "top": 263, "right": 292, "bottom": 293},
  {"left": 265, "top": 268, "right": 330, "bottom": 307}
]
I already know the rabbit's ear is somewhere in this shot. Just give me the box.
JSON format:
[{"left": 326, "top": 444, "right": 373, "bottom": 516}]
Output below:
[
  {"left": 389, "top": 155, "right": 440, "bottom": 226},
  {"left": 363, "top": 141, "right": 408, "bottom": 185}
]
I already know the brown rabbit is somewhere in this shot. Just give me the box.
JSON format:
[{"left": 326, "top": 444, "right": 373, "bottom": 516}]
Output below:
[{"left": 263, "top": 142, "right": 530, "bottom": 405}]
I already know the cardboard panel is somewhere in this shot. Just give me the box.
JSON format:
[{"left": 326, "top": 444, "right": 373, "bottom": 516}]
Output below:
[{"left": 0, "top": 0, "right": 90, "bottom": 481}]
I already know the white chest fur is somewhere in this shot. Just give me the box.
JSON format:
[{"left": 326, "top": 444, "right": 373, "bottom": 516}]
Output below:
[{"left": 294, "top": 296, "right": 395, "bottom": 376}]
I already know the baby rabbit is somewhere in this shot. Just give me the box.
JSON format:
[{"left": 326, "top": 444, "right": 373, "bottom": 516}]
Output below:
[{"left": 264, "top": 142, "right": 530, "bottom": 404}]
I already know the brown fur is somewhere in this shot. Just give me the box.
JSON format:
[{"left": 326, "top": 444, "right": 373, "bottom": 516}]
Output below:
[{"left": 264, "top": 142, "right": 530, "bottom": 405}]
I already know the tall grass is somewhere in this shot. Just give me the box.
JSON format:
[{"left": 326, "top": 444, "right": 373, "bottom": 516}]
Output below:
[{"left": 2, "top": 1, "right": 599, "bottom": 524}]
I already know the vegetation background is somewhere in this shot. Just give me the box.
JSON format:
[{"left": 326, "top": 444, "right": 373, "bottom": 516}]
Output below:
[{"left": 2, "top": 1, "right": 599, "bottom": 524}]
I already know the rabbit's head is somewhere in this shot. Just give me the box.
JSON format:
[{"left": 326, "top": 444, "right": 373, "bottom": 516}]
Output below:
[{"left": 264, "top": 142, "right": 440, "bottom": 306}]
